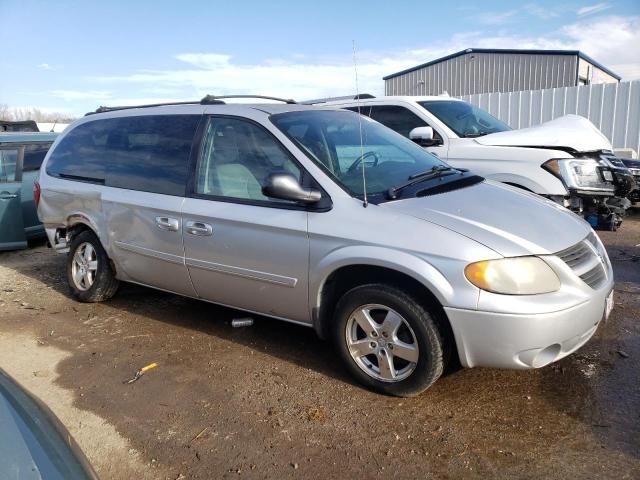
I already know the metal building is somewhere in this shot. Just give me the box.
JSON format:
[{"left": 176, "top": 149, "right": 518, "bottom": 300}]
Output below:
[{"left": 384, "top": 48, "right": 621, "bottom": 97}]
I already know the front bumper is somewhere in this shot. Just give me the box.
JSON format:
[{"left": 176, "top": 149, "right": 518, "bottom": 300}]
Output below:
[{"left": 445, "top": 258, "right": 614, "bottom": 369}]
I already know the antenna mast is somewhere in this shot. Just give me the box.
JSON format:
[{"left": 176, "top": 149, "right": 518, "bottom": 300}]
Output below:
[{"left": 352, "top": 40, "right": 368, "bottom": 208}]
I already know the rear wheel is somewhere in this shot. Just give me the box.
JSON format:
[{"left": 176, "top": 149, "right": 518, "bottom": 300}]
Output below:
[
  {"left": 67, "top": 230, "right": 119, "bottom": 302},
  {"left": 333, "top": 284, "right": 444, "bottom": 397}
]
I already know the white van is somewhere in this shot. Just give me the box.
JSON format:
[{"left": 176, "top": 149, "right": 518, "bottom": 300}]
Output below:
[{"left": 317, "top": 95, "right": 635, "bottom": 230}]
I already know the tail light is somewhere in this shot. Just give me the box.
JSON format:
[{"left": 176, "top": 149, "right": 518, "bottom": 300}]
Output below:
[{"left": 34, "top": 181, "right": 41, "bottom": 209}]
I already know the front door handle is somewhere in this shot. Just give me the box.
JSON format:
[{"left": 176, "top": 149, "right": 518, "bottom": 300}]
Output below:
[
  {"left": 155, "top": 216, "right": 179, "bottom": 232},
  {"left": 0, "top": 192, "right": 17, "bottom": 200},
  {"left": 185, "top": 221, "right": 213, "bottom": 236}
]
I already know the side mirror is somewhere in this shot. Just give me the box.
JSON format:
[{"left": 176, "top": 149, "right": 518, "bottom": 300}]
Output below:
[
  {"left": 262, "top": 173, "right": 322, "bottom": 204},
  {"left": 409, "top": 126, "right": 441, "bottom": 146}
]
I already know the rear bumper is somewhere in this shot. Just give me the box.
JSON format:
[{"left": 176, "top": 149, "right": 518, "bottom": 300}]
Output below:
[{"left": 445, "top": 284, "right": 612, "bottom": 369}]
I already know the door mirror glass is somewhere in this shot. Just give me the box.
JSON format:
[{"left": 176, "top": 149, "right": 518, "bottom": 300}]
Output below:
[
  {"left": 409, "top": 127, "right": 441, "bottom": 146},
  {"left": 262, "top": 173, "right": 321, "bottom": 204}
]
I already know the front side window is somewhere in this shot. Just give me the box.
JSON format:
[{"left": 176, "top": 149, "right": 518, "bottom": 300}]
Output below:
[
  {"left": 419, "top": 100, "right": 511, "bottom": 138},
  {"left": 195, "top": 117, "right": 301, "bottom": 203},
  {"left": 0, "top": 149, "right": 19, "bottom": 183},
  {"left": 271, "top": 110, "right": 445, "bottom": 198},
  {"left": 369, "top": 105, "right": 428, "bottom": 138}
]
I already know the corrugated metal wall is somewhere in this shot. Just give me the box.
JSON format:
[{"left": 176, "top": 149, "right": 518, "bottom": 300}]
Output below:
[
  {"left": 459, "top": 80, "right": 640, "bottom": 152},
  {"left": 385, "top": 52, "right": 577, "bottom": 96}
]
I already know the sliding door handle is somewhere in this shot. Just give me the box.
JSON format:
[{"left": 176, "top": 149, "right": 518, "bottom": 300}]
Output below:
[
  {"left": 155, "top": 216, "right": 179, "bottom": 232},
  {"left": 185, "top": 221, "right": 213, "bottom": 236}
]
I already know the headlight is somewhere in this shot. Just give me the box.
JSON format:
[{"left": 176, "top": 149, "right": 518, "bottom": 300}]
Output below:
[
  {"left": 542, "top": 158, "right": 615, "bottom": 192},
  {"left": 464, "top": 257, "right": 560, "bottom": 295}
]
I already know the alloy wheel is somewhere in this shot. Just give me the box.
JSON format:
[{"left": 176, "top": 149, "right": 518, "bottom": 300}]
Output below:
[
  {"left": 71, "top": 242, "right": 98, "bottom": 291},
  {"left": 345, "top": 304, "right": 419, "bottom": 382}
]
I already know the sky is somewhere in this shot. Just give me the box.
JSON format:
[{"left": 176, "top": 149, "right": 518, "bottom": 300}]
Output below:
[{"left": 1, "top": 0, "right": 639, "bottom": 116}]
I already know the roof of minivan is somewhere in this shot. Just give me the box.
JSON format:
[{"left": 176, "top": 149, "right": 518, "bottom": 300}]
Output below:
[
  {"left": 0, "top": 132, "right": 58, "bottom": 144},
  {"left": 84, "top": 102, "right": 344, "bottom": 119}
]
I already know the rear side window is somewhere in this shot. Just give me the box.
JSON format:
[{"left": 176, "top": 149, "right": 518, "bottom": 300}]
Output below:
[
  {"left": 46, "top": 115, "right": 200, "bottom": 196},
  {"left": 23, "top": 143, "right": 53, "bottom": 172},
  {"left": 369, "top": 106, "right": 427, "bottom": 138}
]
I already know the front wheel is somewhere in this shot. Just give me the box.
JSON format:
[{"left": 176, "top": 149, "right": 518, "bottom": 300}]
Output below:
[
  {"left": 67, "top": 230, "right": 119, "bottom": 302},
  {"left": 333, "top": 284, "right": 445, "bottom": 397}
]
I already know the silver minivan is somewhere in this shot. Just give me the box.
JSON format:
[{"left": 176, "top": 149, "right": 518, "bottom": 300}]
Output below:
[{"left": 37, "top": 97, "right": 614, "bottom": 396}]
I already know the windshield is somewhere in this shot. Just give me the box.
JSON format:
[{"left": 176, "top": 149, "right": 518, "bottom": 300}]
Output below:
[
  {"left": 419, "top": 100, "right": 511, "bottom": 138},
  {"left": 270, "top": 110, "right": 445, "bottom": 197}
]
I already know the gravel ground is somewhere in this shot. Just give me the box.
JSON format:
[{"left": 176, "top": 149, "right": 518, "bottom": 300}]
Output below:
[{"left": 0, "top": 211, "right": 638, "bottom": 479}]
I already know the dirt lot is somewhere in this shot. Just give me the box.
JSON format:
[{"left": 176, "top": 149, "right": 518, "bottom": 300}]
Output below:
[{"left": 1, "top": 212, "right": 638, "bottom": 479}]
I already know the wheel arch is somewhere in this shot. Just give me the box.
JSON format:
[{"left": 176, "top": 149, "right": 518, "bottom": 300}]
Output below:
[
  {"left": 311, "top": 247, "right": 454, "bottom": 341},
  {"left": 64, "top": 213, "right": 101, "bottom": 239},
  {"left": 313, "top": 261, "right": 458, "bottom": 369},
  {"left": 64, "top": 214, "right": 117, "bottom": 277}
]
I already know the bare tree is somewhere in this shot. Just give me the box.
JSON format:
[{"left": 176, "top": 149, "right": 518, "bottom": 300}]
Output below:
[
  {"left": 0, "top": 105, "right": 77, "bottom": 123},
  {"left": 0, "top": 104, "right": 10, "bottom": 120}
]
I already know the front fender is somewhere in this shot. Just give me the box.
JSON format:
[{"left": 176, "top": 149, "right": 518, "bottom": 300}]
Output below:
[{"left": 310, "top": 245, "right": 455, "bottom": 313}]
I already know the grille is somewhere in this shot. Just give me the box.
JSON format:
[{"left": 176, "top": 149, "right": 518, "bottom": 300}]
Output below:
[
  {"left": 556, "top": 242, "right": 592, "bottom": 270},
  {"left": 599, "top": 153, "right": 628, "bottom": 169},
  {"left": 556, "top": 234, "right": 608, "bottom": 289},
  {"left": 579, "top": 264, "right": 607, "bottom": 288}
]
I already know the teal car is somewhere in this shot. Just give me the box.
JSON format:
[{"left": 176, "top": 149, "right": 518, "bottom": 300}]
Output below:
[{"left": 0, "top": 132, "right": 58, "bottom": 250}]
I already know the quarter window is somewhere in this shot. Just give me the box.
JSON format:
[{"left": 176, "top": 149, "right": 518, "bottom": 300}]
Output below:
[
  {"left": 195, "top": 117, "right": 301, "bottom": 203},
  {"left": 46, "top": 115, "right": 200, "bottom": 196}
]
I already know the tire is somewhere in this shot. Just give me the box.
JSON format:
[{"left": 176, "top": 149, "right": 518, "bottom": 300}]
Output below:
[
  {"left": 333, "top": 284, "right": 444, "bottom": 397},
  {"left": 67, "top": 229, "right": 119, "bottom": 302}
]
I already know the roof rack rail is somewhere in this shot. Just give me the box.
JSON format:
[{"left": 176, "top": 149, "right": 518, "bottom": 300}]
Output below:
[
  {"left": 301, "top": 93, "right": 375, "bottom": 105},
  {"left": 86, "top": 100, "right": 206, "bottom": 116},
  {"left": 86, "top": 94, "right": 297, "bottom": 116},
  {"left": 200, "top": 94, "right": 297, "bottom": 104}
]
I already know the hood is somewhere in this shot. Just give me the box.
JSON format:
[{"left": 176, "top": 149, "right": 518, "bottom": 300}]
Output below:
[
  {"left": 381, "top": 181, "right": 591, "bottom": 257},
  {"left": 476, "top": 115, "right": 612, "bottom": 153}
]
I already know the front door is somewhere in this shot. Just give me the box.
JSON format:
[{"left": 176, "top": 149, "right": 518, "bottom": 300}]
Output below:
[
  {"left": 182, "top": 116, "right": 310, "bottom": 323},
  {"left": 0, "top": 146, "right": 26, "bottom": 250}
]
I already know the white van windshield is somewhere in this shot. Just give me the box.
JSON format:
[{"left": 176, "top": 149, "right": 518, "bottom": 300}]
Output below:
[{"left": 419, "top": 100, "right": 511, "bottom": 138}]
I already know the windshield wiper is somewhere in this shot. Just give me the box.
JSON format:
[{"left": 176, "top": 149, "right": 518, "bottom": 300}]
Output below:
[
  {"left": 387, "top": 165, "right": 457, "bottom": 199},
  {"left": 463, "top": 131, "right": 491, "bottom": 138}
]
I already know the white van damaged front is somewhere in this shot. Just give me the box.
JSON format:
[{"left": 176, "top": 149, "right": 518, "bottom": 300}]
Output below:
[{"left": 474, "top": 115, "right": 635, "bottom": 230}]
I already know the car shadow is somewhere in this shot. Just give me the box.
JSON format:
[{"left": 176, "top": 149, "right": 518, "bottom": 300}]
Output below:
[{"left": 5, "top": 251, "right": 358, "bottom": 387}]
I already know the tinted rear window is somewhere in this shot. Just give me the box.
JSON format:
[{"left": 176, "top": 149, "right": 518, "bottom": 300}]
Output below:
[
  {"left": 23, "top": 143, "right": 53, "bottom": 172},
  {"left": 46, "top": 115, "right": 200, "bottom": 196}
]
